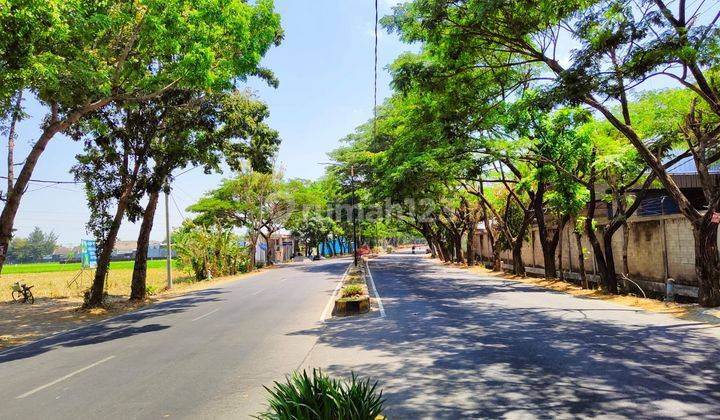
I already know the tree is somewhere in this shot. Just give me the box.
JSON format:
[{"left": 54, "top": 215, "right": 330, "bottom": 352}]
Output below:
[
  {"left": 6, "top": 227, "right": 57, "bottom": 263},
  {"left": 73, "top": 89, "right": 280, "bottom": 305},
  {"left": 129, "top": 90, "right": 280, "bottom": 301},
  {"left": 0, "top": 0, "right": 283, "bottom": 274},
  {"left": 385, "top": 0, "right": 720, "bottom": 305},
  {"left": 290, "top": 213, "right": 336, "bottom": 257},
  {"left": 188, "top": 169, "right": 289, "bottom": 270}
]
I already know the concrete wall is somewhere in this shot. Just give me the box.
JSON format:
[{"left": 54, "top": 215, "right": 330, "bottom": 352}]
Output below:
[{"left": 475, "top": 214, "right": 707, "bottom": 287}]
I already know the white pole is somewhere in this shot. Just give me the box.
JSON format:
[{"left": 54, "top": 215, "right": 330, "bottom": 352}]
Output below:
[{"left": 165, "top": 188, "right": 172, "bottom": 289}]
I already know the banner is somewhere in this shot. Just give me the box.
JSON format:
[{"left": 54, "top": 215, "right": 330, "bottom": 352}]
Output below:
[{"left": 81, "top": 240, "right": 98, "bottom": 268}]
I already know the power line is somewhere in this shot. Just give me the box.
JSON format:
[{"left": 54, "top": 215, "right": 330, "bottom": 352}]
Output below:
[
  {"left": 169, "top": 192, "right": 186, "bottom": 222},
  {"left": 373, "top": 0, "right": 379, "bottom": 143},
  {"left": 174, "top": 166, "right": 197, "bottom": 178},
  {"left": 0, "top": 175, "right": 79, "bottom": 184}
]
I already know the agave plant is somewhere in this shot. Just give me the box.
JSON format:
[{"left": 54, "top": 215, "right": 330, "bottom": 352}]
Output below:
[{"left": 256, "top": 369, "right": 384, "bottom": 420}]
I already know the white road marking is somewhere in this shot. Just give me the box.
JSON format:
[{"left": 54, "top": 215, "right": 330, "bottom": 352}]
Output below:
[
  {"left": 191, "top": 308, "right": 219, "bottom": 322},
  {"left": 250, "top": 289, "right": 264, "bottom": 296},
  {"left": 365, "top": 260, "right": 386, "bottom": 318},
  {"left": 16, "top": 355, "right": 116, "bottom": 399},
  {"left": 320, "top": 264, "right": 351, "bottom": 323}
]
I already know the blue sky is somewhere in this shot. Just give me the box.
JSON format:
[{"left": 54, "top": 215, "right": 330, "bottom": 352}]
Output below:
[{"left": 4, "top": 0, "right": 411, "bottom": 245}]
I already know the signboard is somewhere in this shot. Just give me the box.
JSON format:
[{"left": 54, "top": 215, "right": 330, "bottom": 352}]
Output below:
[
  {"left": 81, "top": 239, "right": 97, "bottom": 268},
  {"left": 259, "top": 243, "right": 268, "bottom": 251}
]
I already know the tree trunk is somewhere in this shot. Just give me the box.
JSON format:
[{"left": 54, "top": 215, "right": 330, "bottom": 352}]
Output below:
[
  {"left": 558, "top": 232, "right": 564, "bottom": 281},
  {"left": 130, "top": 191, "right": 160, "bottom": 301},
  {"left": 6, "top": 91, "right": 22, "bottom": 195},
  {"left": 483, "top": 219, "right": 502, "bottom": 271},
  {"left": 622, "top": 222, "right": 630, "bottom": 275},
  {"left": 575, "top": 229, "right": 588, "bottom": 289},
  {"left": 453, "top": 232, "right": 463, "bottom": 263},
  {"left": 533, "top": 184, "right": 555, "bottom": 278},
  {"left": 492, "top": 248, "right": 502, "bottom": 271},
  {"left": 694, "top": 220, "right": 720, "bottom": 307},
  {"left": 586, "top": 226, "right": 612, "bottom": 292},
  {"left": 86, "top": 192, "right": 134, "bottom": 307},
  {"left": 0, "top": 99, "right": 111, "bottom": 274},
  {"left": 259, "top": 232, "right": 272, "bottom": 266},
  {"left": 0, "top": 127, "right": 59, "bottom": 272},
  {"left": 511, "top": 240, "right": 525, "bottom": 276},
  {"left": 601, "top": 228, "right": 620, "bottom": 294},
  {"left": 248, "top": 234, "right": 258, "bottom": 270},
  {"left": 466, "top": 226, "right": 475, "bottom": 266}
]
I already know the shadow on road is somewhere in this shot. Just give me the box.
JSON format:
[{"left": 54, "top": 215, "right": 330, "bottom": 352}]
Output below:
[
  {"left": 291, "top": 254, "right": 720, "bottom": 418},
  {"left": 0, "top": 289, "right": 227, "bottom": 364}
]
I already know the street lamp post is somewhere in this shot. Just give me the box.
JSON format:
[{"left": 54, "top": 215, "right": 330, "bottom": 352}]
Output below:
[
  {"left": 351, "top": 165, "right": 358, "bottom": 266},
  {"left": 317, "top": 161, "right": 359, "bottom": 266}
]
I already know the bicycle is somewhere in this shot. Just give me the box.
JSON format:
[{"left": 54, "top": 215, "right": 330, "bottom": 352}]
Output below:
[{"left": 11, "top": 282, "right": 34, "bottom": 304}]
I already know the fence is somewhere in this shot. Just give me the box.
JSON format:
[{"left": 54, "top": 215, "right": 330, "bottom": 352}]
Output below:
[{"left": 475, "top": 213, "right": 707, "bottom": 298}]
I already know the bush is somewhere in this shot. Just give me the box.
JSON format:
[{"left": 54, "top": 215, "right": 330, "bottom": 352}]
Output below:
[
  {"left": 256, "top": 369, "right": 384, "bottom": 420},
  {"left": 341, "top": 284, "right": 363, "bottom": 298},
  {"left": 145, "top": 285, "right": 159, "bottom": 296},
  {"left": 173, "top": 222, "right": 249, "bottom": 280}
]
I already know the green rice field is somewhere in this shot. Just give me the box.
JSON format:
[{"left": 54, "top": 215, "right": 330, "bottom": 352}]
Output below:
[{"left": 2, "top": 259, "right": 176, "bottom": 274}]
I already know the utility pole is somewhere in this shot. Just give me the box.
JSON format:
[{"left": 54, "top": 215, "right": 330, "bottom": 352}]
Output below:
[
  {"left": 165, "top": 186, "right": 173, "bottom": 289},
  {"left": 351, "top": 165, "right": 358, "bottom": 266}
]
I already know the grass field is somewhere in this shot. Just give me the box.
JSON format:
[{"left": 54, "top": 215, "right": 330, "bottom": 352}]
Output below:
[
  {"left": 1, "top": 260, "right": 191, "bottom": 302},
  {"left": 2, "top": 259, "right": 175, "bottom": 274}
]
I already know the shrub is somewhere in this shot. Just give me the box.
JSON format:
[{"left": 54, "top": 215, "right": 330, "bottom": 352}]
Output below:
[
  {"left": 341, "top": 284, "right": 363, "bottom": 298},
  {"left": 256, "top": 369, "right": 384, "bottom": 420},
  {"left": 173, "top": 221, "right": 249, "bottom": 280},
  {"left": 145, "top": 285, "right": 159, "bottom": 296}
]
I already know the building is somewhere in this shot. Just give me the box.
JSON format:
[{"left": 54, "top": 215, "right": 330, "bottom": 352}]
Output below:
[{"left": 253, "top": 229, "right": 295, "bottom": 265}]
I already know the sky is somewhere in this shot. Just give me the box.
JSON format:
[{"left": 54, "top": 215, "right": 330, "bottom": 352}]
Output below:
[{"left": 3, "top": 0, "right": 412, "bottom": 246}]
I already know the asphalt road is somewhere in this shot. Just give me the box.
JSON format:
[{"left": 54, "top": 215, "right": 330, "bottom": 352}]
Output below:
[
  {"left": 3, "top": 252, "right": 720, "bottom": 419},
  {"left": 307, "top": 252, "right": 720, "bottom": 418},
  {"left": 0, "top": 258, "right": 349, "bottom": 419}
]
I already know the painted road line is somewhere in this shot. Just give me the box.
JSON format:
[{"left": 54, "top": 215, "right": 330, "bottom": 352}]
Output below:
[
  {"left": 250, "top": 289, "right": 264, "bottom": 296},
  {"left": 16, "top": 355, "right": 116, "bottom": 399},
  {"left": 191, "top": 308, "right": 220, "bottom": 322},
  {"left": 320, "top": 264, "right": 351, "bottom": 323},
  {"left": 365, "top": 260, "right": 386, "bottom": 318}
]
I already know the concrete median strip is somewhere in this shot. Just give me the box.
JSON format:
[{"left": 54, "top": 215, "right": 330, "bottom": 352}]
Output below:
[{"left": 16, "top": 355, "right": 116, "bottom": 399}]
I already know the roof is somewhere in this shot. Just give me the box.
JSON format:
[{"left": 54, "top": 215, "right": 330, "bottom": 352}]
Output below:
[
  {"left": 665, "top": 153, "right": 720, "bottom": 176},
  {"left": 113, "top": 240, "right": 137, "bottom": 252}
]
